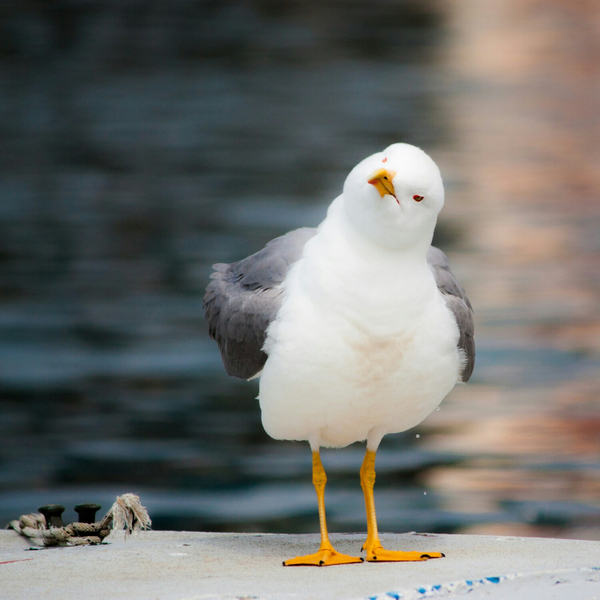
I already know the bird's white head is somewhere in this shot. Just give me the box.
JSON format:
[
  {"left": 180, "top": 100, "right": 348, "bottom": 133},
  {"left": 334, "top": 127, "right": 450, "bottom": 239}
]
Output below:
[{"left": 342, "top": 143, "right": 444, "bottom": 252}]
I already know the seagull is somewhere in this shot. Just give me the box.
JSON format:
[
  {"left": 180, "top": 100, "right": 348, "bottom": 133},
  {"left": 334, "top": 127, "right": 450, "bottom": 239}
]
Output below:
[{"left": 203, "top": 143, "right": 475, "bottom": 566}]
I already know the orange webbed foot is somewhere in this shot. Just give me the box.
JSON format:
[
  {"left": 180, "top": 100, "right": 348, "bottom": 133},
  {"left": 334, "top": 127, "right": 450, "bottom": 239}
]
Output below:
[
  {"left": 364, "top": 543, "right": 444, "bottom": 563},
  {"left": 284, "top": 547, "right": 364, "bottom": 567}
]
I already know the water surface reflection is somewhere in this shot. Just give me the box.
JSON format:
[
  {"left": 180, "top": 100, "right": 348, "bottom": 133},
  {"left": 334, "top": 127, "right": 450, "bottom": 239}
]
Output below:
[{"left": 0, "top": 1, "right": 598, "bottom": 540}]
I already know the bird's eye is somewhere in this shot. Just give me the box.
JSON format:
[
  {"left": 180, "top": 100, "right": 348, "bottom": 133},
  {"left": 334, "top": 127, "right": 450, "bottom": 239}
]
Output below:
[{"left": 413, "top": 195, "right": 424, "bottom": 202}]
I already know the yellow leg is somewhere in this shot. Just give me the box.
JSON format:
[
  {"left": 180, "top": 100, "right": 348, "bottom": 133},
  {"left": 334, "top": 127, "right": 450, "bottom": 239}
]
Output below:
[
  {"left": 360, "top": 449, "right": 445, "bottom": 563},
  {"left": 283, "top": 451, "right": 363, "bottom": 567}
]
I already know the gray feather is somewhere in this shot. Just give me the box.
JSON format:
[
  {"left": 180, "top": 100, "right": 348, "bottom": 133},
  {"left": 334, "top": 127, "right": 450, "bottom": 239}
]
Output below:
[
  {"left": 203, "top": 227, "right": 318, "bottom": 379},
  {"left": 427, "top": 246, "right": 475, "bottom": 382}
]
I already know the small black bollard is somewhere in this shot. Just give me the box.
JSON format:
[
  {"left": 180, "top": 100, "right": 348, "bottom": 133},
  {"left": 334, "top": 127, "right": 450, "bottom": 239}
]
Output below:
[
  {"left": 38, "top": 504, "right": 65, "bottom": 529},
  {"left": 74, "top": 503, "right": 102, "bottom": 524}
]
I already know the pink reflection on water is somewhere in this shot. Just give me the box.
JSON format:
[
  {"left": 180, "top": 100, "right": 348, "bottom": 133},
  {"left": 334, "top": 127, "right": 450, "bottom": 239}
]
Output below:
[{"left": 422, "top": 0, "right": 600, "bottom": 540}]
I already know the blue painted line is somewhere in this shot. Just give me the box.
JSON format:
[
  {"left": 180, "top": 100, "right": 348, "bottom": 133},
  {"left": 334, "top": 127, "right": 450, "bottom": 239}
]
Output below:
[{"left": 365, "top": 566, "right": 600, "bottom": 600}]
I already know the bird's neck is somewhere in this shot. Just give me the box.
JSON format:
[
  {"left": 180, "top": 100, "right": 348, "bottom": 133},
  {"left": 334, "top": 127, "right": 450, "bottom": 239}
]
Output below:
[
  {"left": 297, "top": 201, "right": 438, "bottom": 332},
  {"left": 325, "top": 196, "right": 433, "bottom": 268}
]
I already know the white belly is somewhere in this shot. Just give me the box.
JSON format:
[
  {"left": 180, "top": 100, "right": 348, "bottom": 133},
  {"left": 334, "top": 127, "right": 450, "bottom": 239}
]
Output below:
[
  {"left": 259, "top": 300, "right": 460, "bottom": 448},
  {"left": 258, "top": 221, "right": 462, "bottom": 449}
]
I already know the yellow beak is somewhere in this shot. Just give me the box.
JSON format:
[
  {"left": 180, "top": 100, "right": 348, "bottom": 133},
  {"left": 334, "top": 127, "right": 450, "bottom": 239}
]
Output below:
[{"left": 368, "top": 169, "right": 397, "bottom": 199}]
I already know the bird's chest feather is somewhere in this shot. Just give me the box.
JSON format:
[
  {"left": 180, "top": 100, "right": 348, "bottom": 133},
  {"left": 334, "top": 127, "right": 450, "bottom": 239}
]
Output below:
[
  {"left": 319, "top": 298, "right": 456, "bottom": 390},
  {"left": 266, "top": 252, "right": 459, "bottom": 389},
  {"left": 344, "top": 322, "right": 417, "bottom": 384}
]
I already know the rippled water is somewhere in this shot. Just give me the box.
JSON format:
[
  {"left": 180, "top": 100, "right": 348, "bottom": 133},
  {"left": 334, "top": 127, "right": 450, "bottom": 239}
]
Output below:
[{"left": 1, "top": 1, "right": 599, "bottom": 540}]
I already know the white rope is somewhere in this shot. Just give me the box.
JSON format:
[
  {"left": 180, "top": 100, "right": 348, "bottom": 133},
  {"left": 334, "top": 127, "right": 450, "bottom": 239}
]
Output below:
[
  {"left": 8, "top": 494, "right": 152, "bottom": 547},
  {"left": 106, "top": 493, "right": 152, "bottom": 538}
]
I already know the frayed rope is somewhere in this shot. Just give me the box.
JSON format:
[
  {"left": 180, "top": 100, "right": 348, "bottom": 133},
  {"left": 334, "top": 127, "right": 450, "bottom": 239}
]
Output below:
[{"left": 108, "top": 493, "right": 152, "bottom": 538}]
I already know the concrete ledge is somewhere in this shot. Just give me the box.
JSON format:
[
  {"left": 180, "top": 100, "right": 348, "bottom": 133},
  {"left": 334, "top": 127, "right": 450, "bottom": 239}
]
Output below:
[{"left": 1, "top": 530, "right": 599, "bottom": 599}]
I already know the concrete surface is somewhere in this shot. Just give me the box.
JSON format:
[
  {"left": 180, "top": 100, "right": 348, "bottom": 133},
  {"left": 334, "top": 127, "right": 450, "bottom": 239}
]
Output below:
[{"left": 1, "top": 530, "right": 599, "bottom": 600}]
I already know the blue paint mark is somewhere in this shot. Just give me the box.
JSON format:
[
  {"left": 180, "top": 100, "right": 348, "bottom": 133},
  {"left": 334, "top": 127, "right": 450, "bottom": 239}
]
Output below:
[{"left": 366, "top": 572, "right": 522, "bottom": 600}]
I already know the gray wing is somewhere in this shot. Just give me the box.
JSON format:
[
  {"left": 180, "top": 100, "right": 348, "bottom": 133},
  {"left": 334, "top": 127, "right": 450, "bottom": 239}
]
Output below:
[
  {"left": 203, "top": 227, "right": 318, "bottom": 379},
  {"left": 427, "top": 246, "right": 475, "bottom": 382}
]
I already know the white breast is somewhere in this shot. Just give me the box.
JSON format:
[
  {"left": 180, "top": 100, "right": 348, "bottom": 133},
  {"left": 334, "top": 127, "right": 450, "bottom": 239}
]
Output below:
[{"left": 258, "top": 198, "right": 461, "bottom": 449}]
